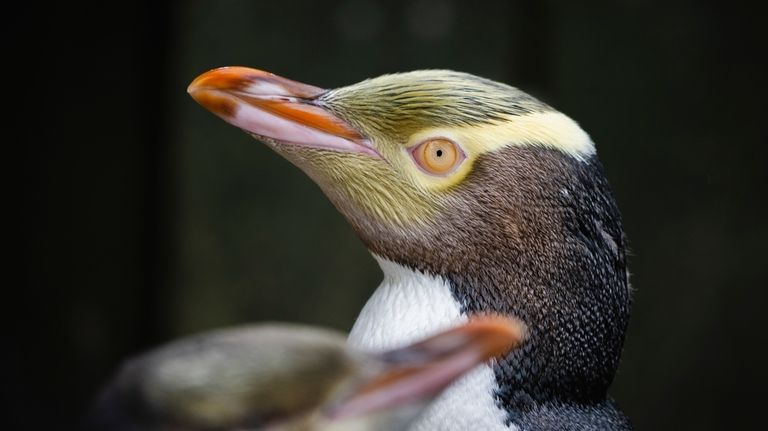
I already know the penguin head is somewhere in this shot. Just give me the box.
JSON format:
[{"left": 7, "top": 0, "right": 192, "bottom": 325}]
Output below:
[{"left": 187, "top": 68, "right": 592, "bottom": 234}]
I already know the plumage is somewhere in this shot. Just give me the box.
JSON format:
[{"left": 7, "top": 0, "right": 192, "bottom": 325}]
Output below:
[
  {"left": 89, "top": 317, "right": 525, "bottom": 431},
  {"left": 188, "top": 67, "right": 632, "bottom": 430}
]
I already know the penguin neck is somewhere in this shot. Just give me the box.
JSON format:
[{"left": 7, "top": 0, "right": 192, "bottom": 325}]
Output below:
[
  {"left": 348, "top": 255, "right": 630, "bottom": 431},
  {"left": 348, "top": 256, "right": 514, "bottom": 431},
  {"left": 348, "top": 255, "right": 467, "bottom": 351}
]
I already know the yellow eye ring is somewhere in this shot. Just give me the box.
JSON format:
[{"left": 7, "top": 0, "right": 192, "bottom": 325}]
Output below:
[{"left": 410, "top": 138, "right": 465, "bottom": 176}]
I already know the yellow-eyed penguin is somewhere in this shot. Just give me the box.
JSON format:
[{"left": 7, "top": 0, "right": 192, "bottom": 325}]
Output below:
[
  {"left": 187, "top": 67, "right": 632, "bottom": 430},
  {"left": 89, "top": 316, "right": 525, "bottom": 430}
]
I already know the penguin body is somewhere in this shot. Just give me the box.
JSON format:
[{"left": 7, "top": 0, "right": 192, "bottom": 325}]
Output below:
[
  {"left": 188, "top": 68, "right": 633, "bottom": 430},
  {"left": 349, "top": 257, "right": 511, "bottom": 430}
]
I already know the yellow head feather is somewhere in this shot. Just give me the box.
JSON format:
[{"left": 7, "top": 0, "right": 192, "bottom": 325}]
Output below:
[{"left": 274, "top": 70, "right": 594, "bottom": 226}]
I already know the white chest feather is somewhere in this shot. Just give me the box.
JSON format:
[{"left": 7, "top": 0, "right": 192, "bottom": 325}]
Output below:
[{"left": 348, "top": 256, "right": 516, "bottom": 431}]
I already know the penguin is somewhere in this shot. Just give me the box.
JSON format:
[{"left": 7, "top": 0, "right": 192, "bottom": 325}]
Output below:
[
  {"left": 188, "top": 67, "right": 632, "bottom": 430},
  {"left": 88, "top": 316, "right": 525, "bottom": 431}
]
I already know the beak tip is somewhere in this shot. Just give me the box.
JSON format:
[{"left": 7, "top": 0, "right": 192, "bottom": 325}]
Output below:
[
  {"left": 464, "top": 314, "right": 528, "bottom": 359},
  {"left": 186, "top": 76, "right": 205, "bottom": 99}
]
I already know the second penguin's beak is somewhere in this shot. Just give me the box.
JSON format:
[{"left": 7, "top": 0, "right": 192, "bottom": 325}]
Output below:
[
  {"left": 188, "top": 66, "right": 378, "bottom": 157},
  {"left": 329, "top": 315, "right": 527, "bottom": 420}
]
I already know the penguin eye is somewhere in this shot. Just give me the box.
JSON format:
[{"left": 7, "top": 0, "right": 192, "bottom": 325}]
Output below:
[{"left": 411, "top": 138, "right": 464, "bottom": 175}]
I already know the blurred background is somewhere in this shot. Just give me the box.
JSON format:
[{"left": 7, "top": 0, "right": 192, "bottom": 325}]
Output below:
[{"left": 12, "top": 0, "right": 766, "bottom": 430}]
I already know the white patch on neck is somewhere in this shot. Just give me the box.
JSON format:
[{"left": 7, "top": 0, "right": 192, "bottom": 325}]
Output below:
[{"left": 348, "top": 256, "right": 516, "bottom": 431}]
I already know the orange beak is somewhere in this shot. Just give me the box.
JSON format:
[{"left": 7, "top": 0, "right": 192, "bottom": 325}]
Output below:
[{"left": 188, "top": 67, "right": 378, "bottom": 156}]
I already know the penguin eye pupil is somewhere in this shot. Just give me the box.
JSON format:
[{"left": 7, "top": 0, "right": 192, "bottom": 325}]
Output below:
[{"left": 410, "top": 138, "right": 465, "bottom": 176}]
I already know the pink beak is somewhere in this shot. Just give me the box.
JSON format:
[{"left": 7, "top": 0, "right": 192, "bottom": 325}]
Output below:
[{"left": 188, "top": 66, "right": 378, "bottom": 157}]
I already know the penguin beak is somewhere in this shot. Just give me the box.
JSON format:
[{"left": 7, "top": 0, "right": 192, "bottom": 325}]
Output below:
[
  {"left": 329, "top": 315, "right": 527, "bottom": 419},
  {"left": 188, "top": 67, "right": 379, "bottom": 157}
]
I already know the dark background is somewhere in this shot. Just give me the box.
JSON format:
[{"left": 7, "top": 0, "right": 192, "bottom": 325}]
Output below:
[{"left": 12, "top": 0, "right": 767, "bottom": 430}]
